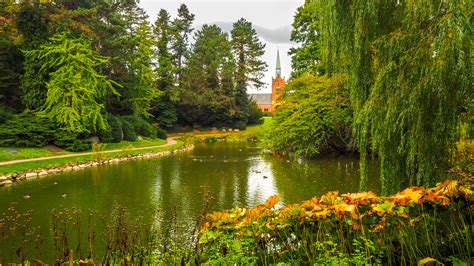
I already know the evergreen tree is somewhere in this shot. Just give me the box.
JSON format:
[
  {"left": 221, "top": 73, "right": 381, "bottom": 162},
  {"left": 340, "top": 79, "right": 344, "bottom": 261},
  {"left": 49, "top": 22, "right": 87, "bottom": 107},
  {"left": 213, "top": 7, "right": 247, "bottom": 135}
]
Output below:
[
  {"left": 0, "top": 3, "right": 23, "bottom": 111},
  {"left": 0, "top": 39, "right": 23, "bottom": 111},
  {"left": 230, "top": 18, "right": 267, "bottom": 126},
  {"left": 170, "top": 4, "right": 194, "bottom": 86},
  {"left": 179, "top": 24, "right": 236, "bottom": 127},
  {"left": 24, "top": 32, "right": 119, "bottom": 133},
  {"left": 94, "top": 2, "right": 148, "bottom": 115},
  {"left": 152, "top": 9, "right": 176, "bottom": 128},
  {"left": 128, "top": 18, "right": 157, "bottom": 118},
  {"left": 17, "top": 3, "right": 51, "bottom": 110}
]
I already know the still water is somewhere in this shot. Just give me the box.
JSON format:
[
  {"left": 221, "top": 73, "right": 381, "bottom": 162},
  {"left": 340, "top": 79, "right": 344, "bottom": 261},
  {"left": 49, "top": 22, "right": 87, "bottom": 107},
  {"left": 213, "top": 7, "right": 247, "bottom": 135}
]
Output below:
[{"left": 0, "top": 142, "right": 379, "bottom": 261}]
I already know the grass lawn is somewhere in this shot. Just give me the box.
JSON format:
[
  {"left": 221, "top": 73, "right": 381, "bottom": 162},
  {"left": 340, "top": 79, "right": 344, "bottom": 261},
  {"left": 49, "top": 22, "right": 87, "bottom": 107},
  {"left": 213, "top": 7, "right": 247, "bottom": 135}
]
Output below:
[
  {"left": 0, "top": 140, "right": 183, "bottom": 176},
  {"left": 0, "top": 147, "right": 71, "bottom": 162},
  {"left": 99, "top": 138, "right": 166, "bottom": 150},
  {"left": 0, "top": 138, "right": 167, "bottom": 163},
  {"left": 245, "top": 117, "right": 273, "bottom": 135}
]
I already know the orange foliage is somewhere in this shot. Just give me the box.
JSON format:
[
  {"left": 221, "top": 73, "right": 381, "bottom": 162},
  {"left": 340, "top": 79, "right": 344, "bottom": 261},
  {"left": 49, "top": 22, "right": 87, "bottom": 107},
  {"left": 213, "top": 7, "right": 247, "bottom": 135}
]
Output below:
[{"left": 199, "top": 178, "right": 474, "bottom": 244}]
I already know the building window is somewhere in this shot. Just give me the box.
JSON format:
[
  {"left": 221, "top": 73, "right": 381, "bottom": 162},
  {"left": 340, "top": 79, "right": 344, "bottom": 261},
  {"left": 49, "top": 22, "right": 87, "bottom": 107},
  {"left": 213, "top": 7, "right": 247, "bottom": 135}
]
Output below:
[{"left": 264, "top": 108, "right": 269, "bottom": 112}]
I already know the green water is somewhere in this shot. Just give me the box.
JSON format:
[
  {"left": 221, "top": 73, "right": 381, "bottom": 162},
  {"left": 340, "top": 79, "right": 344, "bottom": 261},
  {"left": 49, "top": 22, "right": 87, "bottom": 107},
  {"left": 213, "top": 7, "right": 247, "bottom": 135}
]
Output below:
[{"left": 0, "top": 142, "right": 379, "bottom": 262}]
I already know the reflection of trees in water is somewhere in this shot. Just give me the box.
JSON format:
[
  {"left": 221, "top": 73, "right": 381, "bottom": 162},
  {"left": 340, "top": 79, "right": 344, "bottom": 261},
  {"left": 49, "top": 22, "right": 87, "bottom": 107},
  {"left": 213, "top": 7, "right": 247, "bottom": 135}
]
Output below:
[
  {"left": 152, "top": 143, "right": 253, "bottom": 242},
  {"left": 266, "top": 155, "right": 377, "bottom": 204}
]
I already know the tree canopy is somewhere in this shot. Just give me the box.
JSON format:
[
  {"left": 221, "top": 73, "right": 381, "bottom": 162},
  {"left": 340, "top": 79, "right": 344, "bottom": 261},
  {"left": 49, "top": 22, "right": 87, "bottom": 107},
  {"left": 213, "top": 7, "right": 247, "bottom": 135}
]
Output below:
[
  {"left": 25, "top": 32, "right": 118, "bottom": 133},
  {"left": 0, "top": 1, "right": 266, "bottom": 147},
  {"left": 282, "top": 0, "right": 472, "bottom": 194}
]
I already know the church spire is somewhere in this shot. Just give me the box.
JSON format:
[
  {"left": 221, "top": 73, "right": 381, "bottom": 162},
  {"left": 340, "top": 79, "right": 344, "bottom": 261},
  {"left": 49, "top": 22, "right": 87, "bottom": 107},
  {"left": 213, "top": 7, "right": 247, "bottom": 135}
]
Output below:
[{"left": 275, "top": 48, "right": 281, "bottom": 76}]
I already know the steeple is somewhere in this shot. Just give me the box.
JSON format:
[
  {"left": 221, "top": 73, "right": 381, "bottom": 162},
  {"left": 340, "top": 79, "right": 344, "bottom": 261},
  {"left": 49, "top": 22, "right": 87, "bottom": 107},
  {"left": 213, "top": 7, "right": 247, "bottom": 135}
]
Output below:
[{"left": 275, "top": 48, "right": 281, "bottom": 76}]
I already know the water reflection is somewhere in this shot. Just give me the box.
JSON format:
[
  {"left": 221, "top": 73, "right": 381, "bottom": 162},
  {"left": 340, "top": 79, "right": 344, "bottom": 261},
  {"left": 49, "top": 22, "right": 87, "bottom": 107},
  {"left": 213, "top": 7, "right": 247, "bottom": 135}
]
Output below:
[
  {"left": 247, "top": 158, "right": 278, "bottom": 205},
  {"left": 0, "top": 142, "right": 379, "bottom": 261}
]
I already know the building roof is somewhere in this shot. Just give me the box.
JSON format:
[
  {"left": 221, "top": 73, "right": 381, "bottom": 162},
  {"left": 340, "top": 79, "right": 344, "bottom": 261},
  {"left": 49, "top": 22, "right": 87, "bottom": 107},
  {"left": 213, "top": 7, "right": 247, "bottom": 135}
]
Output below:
[
  {"left": 249, "top": 94, "right": 272, "bottom": 105},
  {"left": 276, "top": 48, "right": 281, "bottom": 76}
]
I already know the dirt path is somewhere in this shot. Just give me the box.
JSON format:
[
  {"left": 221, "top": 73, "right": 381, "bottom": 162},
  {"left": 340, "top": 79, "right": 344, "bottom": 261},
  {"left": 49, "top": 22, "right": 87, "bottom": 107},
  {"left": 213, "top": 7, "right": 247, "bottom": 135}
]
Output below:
[{"left": 0, "top": 137, "right": 178, "bottom": 166}]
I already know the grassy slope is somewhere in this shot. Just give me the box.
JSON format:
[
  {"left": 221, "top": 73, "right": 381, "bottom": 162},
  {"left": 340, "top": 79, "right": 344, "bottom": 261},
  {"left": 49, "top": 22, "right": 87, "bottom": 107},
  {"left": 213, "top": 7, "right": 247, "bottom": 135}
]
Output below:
[
  {"left": 245, "top": 117, "right": 273, "bottom": 134},
  {"left": 193, "top": 117, "right": 273, "bottom": 142},
  {"left": 0, "top": 140, "right": 182, "bottom": 176},
  {"left": 0, "top": 138, "right": 166, "bottom": 163},
  {"left": 0, "top": 147, "right": 71, "bottom": 162}
]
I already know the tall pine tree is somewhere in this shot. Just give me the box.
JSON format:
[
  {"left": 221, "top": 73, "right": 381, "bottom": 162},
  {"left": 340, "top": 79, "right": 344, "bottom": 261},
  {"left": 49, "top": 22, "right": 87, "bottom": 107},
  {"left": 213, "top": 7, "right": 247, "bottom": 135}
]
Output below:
[
  {"left": 128, "top": 18, "right": 156, "bottom": 118},
  {"left": 153, "top": 9, "right": 177, "bottom": 128},
  {"left": 170, "top": 4, "right": 194, "bottom": 87},
  {"left": 230, "top": 18, "right": 267, "bottom": 127},
  {"left": 179, "top": 24, "right": 236, "bottom": 127}
]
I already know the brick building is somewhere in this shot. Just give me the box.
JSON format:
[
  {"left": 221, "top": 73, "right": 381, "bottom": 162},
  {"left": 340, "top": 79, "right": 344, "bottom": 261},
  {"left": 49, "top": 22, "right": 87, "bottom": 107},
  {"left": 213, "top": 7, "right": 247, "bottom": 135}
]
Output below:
[{"left": 249, "top": 49, "right": 285, "bottom": 112}]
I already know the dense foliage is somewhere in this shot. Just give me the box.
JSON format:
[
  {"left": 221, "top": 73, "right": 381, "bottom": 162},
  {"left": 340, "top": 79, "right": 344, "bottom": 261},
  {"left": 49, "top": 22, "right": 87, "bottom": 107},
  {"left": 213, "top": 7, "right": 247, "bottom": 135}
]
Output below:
[
  {"left": 318, "top": 1, "right": 472, "bottom": 194},
  {"left": 289, "top": 0, "right": 321, "bottom": 78},
  {"left": 24, "top": 32, "right": 118, "bottom": 133},
  {"left": 266, "top": 74, "right": 354, "bottom": 157},
  {"left": 280, "top": 0, "right": 473, "bottom": 194},
  {"left": 200, "top": 178, "right": 473, "bottom": 265},
  {"left": 0, "top": 1, "right": 266, "bottom": 149},
  {"left": 0, "top": 112, "right": 91, "bottom": 151}
]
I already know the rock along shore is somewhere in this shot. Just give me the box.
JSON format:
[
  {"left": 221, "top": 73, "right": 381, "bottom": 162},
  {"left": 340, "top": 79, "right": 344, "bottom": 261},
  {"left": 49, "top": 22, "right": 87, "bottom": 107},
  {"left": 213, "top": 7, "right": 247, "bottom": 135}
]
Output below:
[{"left": 0, "top": 145, "right": 194, "bottom": 187}]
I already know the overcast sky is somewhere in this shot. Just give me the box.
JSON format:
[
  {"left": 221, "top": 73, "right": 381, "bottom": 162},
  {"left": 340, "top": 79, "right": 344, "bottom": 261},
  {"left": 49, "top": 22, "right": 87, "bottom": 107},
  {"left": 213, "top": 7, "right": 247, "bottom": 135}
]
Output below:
[{"left": 139, "top": 0, "right": 304, "bottom": 93}]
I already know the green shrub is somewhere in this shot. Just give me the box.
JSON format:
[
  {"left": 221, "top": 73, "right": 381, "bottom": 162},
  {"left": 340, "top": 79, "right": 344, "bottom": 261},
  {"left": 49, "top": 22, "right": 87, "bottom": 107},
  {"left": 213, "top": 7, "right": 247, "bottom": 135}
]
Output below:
[
  {"left": 121, "top": 120, "right": 137, "bottom": 141},
  {"left": 0, "top": 111, "right": 55, "bottom": 147},
  {"left": 53, "top": 130, "right": 92, "bottom": 152},
  {"left": 231, "top": 120, "right": 247, "bottom": 131},
  {"left": 107, "top": 115, "right": 122, "bottom": 143},
  {"left": 97, "top": 120, "right": 113, "bottom": 143},
  {"left": 0, "top": 111, "right": 92, "bottom": 151},
  {"left": 156, "top": 128, "right": 167, "bottom": 140},
  {"left": 97, "top": 128, "right": 113, "bottom": 143},
  {"left": 0, "top": 106, "right": 13, "bottom": 124},
  {"left": 248, "top": 100, "right": 264, "bottom": 125},
  {"left": 122, "top": 116, "right": 154, "bottom": 137}
]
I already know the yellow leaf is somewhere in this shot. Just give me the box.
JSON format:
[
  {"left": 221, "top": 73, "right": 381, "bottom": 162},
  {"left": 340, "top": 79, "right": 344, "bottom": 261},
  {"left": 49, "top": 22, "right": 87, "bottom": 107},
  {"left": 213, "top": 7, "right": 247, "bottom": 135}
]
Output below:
[
  {"left": 342, "top": 191, "right": 378, "bottom": 205},
  {"left": 417, "top": 257, "right": 442, "bottom": 266},
  {"left": 265, "top": 194, "right": 280, "bottom": 209}
]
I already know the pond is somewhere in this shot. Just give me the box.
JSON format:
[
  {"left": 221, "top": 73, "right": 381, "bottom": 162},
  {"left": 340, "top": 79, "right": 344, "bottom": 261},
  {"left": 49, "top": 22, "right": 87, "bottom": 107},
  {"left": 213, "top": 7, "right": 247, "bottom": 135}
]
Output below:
[{"left": 0, "top": 142, "right": 380, "bottom": 262}]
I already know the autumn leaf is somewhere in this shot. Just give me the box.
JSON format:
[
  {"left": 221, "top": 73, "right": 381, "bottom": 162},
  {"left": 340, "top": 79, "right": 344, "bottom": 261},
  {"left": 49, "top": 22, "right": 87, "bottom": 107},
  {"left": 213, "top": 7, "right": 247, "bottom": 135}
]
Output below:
[
  {"left": 417, "top": 257, "right": 441, "bottom": 266},
  {"left": 389, "top": 187, "right": 425, "bottom": 205},
  {"left": 320, "top": 191, "right": 339, "bottom": 204},
  {"left": 372, "top": 201, "right": 395, "bottom": 216},
  {"left": 342, "top": 191, "right": 378, "bottom": 205},
  {"left": 265, "top": 195, "right": 281, "bottom": 209},
  {"left": 333, "top": 203, "right": 358, "bottom": 220}
]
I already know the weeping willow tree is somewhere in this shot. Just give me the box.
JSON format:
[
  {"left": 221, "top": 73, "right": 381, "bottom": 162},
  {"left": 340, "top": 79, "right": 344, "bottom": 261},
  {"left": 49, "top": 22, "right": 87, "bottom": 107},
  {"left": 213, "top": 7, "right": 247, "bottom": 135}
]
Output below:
[
  {"left": 318, "top": 1, "right": 472, "bottom": 194},
  {"left": 24, "top": 32, "right": 119, "bottom": 133}
]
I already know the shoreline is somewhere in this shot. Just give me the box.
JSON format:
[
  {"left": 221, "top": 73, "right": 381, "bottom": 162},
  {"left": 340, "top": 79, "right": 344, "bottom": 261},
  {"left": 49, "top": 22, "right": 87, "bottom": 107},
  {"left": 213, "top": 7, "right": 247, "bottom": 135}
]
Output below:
[{"left": 0, "top": 143, "right": 193, "bottom": 187}]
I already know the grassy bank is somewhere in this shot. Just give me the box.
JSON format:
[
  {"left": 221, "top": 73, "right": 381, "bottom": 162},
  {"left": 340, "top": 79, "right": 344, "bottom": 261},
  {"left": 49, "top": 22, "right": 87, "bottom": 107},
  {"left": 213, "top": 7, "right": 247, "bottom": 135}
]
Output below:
[
  {"left": 0, "top": 138, "right": 167, "bottom": 163},
  {"left": 190, "top": 117, "right": 273, "bottom": 143},
  {"left": 1, "top": 177, "right": 472, "bottom": 265},
  {"left": 0, "top": 140, "right": 182, "bottom": 176}
]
